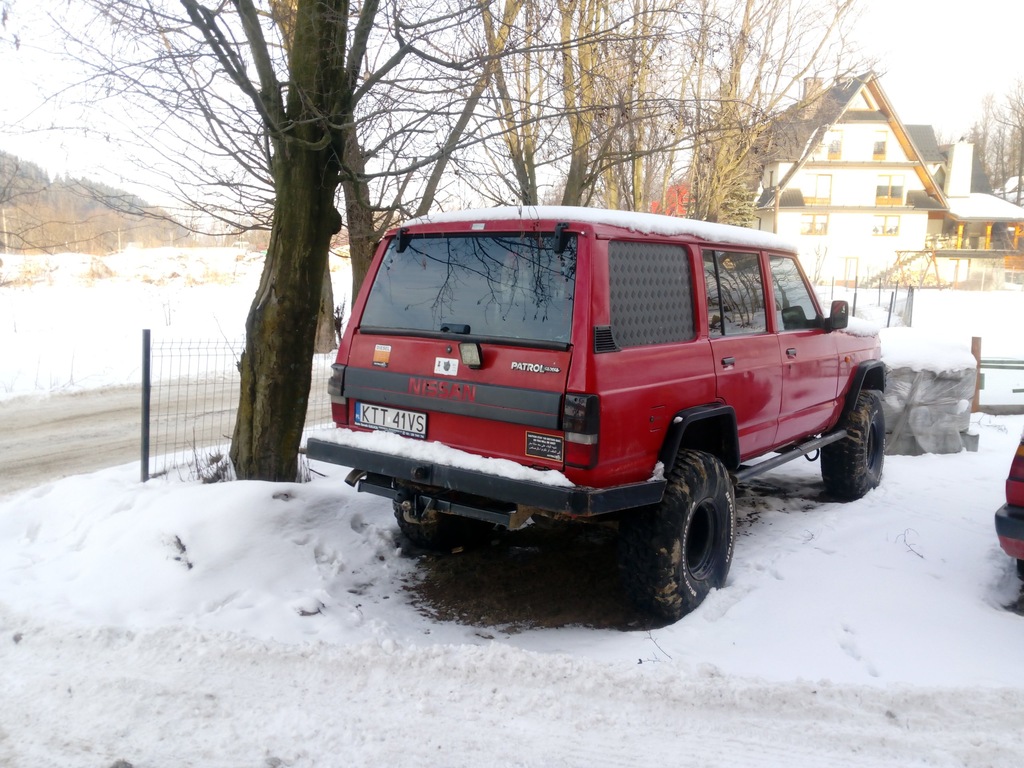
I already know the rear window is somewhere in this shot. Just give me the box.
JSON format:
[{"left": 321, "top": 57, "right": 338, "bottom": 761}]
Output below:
[{"left": 360, "top": 233, "right": 577, "bottom": 344}]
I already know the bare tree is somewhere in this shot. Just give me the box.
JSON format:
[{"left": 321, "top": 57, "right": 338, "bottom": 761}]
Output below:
[
  {"left": 969, "top": 81, "right": 1024, "bottom": 205},
  {"left": 969, "top": 95, "right": 1005, "bottom": 188},
  {"left": 51, "top": 0, "right": 495, "bottom": 480},
  {"left": 685, "top": 0, "right": 862, "bottom": 224},
  {"left": 1000, "top": 80, "right": 1024, "bottom": 205},
  {"left": 470, "top": 0, "right": 862, "bottom": 219},
  {"left": 472, "top": 0, "right": 704, "bottom": 209}
]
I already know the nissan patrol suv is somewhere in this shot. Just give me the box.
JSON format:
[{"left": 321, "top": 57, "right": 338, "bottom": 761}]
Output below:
[{"left": 307, "top": 207, "right": 885, "bottom": 621}]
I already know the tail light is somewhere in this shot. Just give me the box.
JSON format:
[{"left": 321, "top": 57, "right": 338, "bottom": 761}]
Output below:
[
  {"left": 327, "top": 364, "right": 349, "bottom": 427},
  {"left": 1007, "top": 434, "right": 1024, "bottom": 507},
  {"left": 563, "top": 394, "right": 599, "bottom": 468}
]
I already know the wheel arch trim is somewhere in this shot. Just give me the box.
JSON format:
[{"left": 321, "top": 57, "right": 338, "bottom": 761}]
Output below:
[
  {"left": 658, "top": 403, "right": 741, "bottom": 471},
  {"left": 842, "top": 360, "right": 886, "bottom": 418}
]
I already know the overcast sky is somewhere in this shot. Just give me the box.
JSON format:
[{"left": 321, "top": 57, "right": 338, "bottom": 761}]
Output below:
[
  {"left": 857, "top": 0, "right": 1021, "bottom": 139},
  {"left": 1, "top": 0, "right": 1021, "bottom": 189}
]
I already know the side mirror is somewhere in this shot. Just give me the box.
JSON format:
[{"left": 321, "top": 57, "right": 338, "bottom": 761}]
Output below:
[{"left": 827, "top": 300, "right": 849, "bottom": 331}]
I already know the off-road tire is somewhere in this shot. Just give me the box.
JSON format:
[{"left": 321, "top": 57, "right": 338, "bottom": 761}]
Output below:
[
  {"left": 618, "top": 450, "right": 736, "bottom": 622},
  {"left": 821, "top": 390, "right": 885, "bottom": 500},
  {"left": 393, "top": 501, "right": 495, "bottom": 552}
]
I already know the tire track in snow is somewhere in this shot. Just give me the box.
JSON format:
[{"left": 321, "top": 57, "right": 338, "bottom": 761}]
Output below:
[{"left": 2, "top": 607, "right": 1022, "bottom": 768}]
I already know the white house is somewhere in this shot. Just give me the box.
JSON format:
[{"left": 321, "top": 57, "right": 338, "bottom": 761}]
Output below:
[{"left": 754, "top": 73, "right": 1024, "bottom": 289}]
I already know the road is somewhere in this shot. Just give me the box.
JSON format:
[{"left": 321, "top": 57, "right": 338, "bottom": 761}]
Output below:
[
  {"left": 0, "top": 386, "right": 144, "bottom": 498},
  {"left": 0, "top": 379, "right": 334, "bottom": 499}
]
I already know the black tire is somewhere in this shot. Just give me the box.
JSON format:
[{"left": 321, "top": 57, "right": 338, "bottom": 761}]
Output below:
[
  {"left": 393, "top": 500, "right": 495, "bottom": 552},
  {"left": 821, "top": 390, "right": 885, "bottom": 500},
  {"left": 1016, "top": 558, "right": 1024, "bottom": 581},
  {"left": 618, "top": 450, "right": 736, "bottom": 622}
]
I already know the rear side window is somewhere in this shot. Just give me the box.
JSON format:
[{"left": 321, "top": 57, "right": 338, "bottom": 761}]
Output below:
[
  {"left": 360, "top": 233, "right": 576, "bottom": 344},
  {"left": 769, "top": 255, "right": 820, "bottom": 330},
  {"left": 608, "top": 241, "right": 695, "bottom": 347},
  {"left": 703, "top": 250, "right": 767, "bottom": 335}
]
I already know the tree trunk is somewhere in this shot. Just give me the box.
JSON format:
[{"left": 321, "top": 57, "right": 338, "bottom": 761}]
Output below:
[
  {"left": 339, "top": 118, "right": 377, "bottom": 295},
  {"left": 344, "top": 187, "right": 376, "bottom": 295},
  {"left": 230, "top": 149, "right": 339, "bottom": 481},
  {"left": 314, "top": 260, "right": 337, "bottom": 354}
]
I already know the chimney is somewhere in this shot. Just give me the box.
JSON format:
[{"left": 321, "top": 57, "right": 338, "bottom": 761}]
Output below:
[
  {"left": 802, "top": 78, "right": 823, "bottom": 102},
  {"left": 944, "top": 142, "right": 974, "bottom": 198}
]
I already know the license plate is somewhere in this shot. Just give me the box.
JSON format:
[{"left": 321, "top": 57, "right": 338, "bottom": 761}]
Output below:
[{"left": 354, "top": 402, "right": 427, "bottom": 438}]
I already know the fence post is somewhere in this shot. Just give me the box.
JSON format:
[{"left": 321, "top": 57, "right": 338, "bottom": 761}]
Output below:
[
  {"left": 141, "top": 329, "right": 151, "bottom": 482},
  {"left": 971, "top": 336, "right": 982, "bottom": 414}
]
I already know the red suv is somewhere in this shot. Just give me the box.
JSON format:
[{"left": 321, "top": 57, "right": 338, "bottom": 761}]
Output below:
[
  {"left": 995, "top": 429, "right": 1024, "bottom": 579},
  {"left": 308, "top": 207, "right": 885, "bottom": 621}
]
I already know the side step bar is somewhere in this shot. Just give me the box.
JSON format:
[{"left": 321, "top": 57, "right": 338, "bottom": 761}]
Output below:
[{"left": 731, "top": 430, "right": 847, "bottom": 484}]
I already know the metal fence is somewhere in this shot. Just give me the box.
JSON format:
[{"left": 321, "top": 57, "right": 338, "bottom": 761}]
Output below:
[{"left": 141, "top": 330, "right": 334, "bottom": 480}]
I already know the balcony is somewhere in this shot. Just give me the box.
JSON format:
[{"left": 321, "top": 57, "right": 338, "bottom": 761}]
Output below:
[{"left": 926, "top": 234, "right": 1023, "bottom": 256}]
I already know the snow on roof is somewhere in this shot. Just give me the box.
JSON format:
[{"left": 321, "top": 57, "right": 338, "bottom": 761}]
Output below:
[
  {"left": 407, "top": 206, "right": 798, "bottom": 252},
  {"left": 946, "top": 193, "right": 1024, "bottom": 222}
]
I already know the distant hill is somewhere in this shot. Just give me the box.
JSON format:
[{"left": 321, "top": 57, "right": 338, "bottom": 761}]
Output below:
[{"left": 0, "top": 151, "right": 187, "bottom": 255}]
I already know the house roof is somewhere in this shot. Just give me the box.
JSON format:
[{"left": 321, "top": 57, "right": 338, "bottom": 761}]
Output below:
[
  {"left": 905, "top": 126, "right": 944, "bottom": 163},
  {"left": 757, "top": 74, "right": 947, "bottom": 210},
  {"left": 763, "top": 76, "right": 868, "bottom": 162},
  {"left": 780, "top": 189, "right": 806, "bottom": 207},
  {"left": 997, "top": 177, "right": 1024, "bottom": 206},
  {"left": 907, "top": 190, "right": 945, "bottom": 210},
  {"left": 946, "top": 193, "right": 1024, "bottom": 222}
]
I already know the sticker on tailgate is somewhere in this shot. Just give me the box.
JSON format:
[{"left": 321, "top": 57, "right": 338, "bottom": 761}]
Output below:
[{"left": 525, "top": 432, "right": 563, "bottom": 462}]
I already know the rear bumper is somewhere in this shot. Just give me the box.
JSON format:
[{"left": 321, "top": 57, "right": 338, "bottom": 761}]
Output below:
[
  {"left": 995, "top": 503, "right": 1024, "bottom": 560},
  {"left": 306, "top": 437, "right": 665, "bottom": 518}
]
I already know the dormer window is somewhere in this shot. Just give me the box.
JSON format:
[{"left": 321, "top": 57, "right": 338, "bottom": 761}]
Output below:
[
  {"left": 826, "top": 131, "right": 843, "bottom": 160},
  {"left": 807, "top": 175, "right": 832, "bottom": 205},
  {"left": 873, "top": 131, "right": 887, "bottom": 161},
  {"left": 876, "top": 175, "right": 904, "bottom": 206}
]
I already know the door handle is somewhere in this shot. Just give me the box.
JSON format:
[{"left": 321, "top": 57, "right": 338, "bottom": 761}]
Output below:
[
  {"left": 721, "top": 356, "right": 735, "bottom": 367},
  {"left": 786, "top": 348, "right": 798, "bottom": 358}
]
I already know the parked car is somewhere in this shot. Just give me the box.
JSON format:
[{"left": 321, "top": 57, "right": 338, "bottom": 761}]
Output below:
[
  {"left": 995, "top": 428, "right": 1024, "bottom": 579},
  {"left": 307, "top": 207, "right": 885, "bottom": 621}
]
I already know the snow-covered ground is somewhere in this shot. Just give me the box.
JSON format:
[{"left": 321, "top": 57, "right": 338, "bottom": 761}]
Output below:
[
  {"left": 2, "top": 247, "right": 1021, "bottom": 405},
  {"left": 1, "top": 249, "right": 1023, "bottom": 766},
  {"left": 0, "top": 248, "right": 351, "bottom": 398}
]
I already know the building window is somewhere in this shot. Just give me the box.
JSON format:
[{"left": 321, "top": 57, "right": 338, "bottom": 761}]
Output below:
[
  {"left": 876, "top": 175, "right": 904, "bottom": 206},
  {"left": 807, "top": 175, "right": 832, "bottom": 205},
  {"left": 873, "top": 215, "right": 900, "bottom": 236},
  {"left": 826, "top": 131, "right": 842, "bottom": 160},
  {"left": 800, "top": 214, "right": 828, "bottom": 235},
  {"left": 873, "top": 130, "right": 887, "bottom": 161}
]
